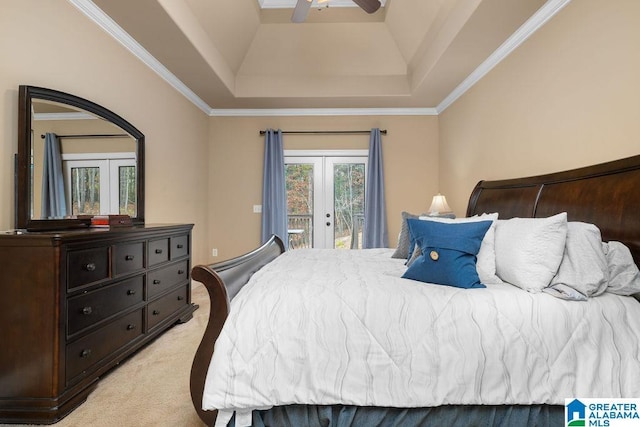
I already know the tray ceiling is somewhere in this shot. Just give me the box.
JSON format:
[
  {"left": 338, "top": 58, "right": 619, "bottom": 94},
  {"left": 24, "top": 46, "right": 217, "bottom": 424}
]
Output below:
[{"left": 83, "top": 0, "right": 560, "bottom": 114}]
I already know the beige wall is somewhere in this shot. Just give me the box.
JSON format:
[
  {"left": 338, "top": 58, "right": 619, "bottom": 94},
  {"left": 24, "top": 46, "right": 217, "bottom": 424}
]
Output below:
[
  {"left": 208, "top": 115, "right": 439, "bottom": 260},
  {"left": 0, "top": 1, "right": 438, "bottom": 265},
  {"left": 439, "top": 0, "right": 640, "bottom": 216},
  {"left": 0, "top": 1, "right": 210, "bottom": 263},
  {"left": 8, "top": 0, "right": 632, "bottom": 264}
]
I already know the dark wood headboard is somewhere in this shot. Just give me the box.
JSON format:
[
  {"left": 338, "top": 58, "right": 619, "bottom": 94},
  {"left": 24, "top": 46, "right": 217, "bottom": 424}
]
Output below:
[{"left": 466, "top": 154, "right": 640, "bottom": 266}]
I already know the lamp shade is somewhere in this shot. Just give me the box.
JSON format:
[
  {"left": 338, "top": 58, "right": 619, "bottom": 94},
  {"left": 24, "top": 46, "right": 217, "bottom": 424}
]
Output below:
[{"left": 428, "top": 193, "right": 451, "bottom": 214}]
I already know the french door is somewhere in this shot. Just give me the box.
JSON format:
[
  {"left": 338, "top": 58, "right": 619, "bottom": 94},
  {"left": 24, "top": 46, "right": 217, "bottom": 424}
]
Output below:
[
  {"left": 62, "top": 153, "right": 136, "bottom": 216},
  {"left": 285, "top": 151, "right": 367, "bottom": 249}
]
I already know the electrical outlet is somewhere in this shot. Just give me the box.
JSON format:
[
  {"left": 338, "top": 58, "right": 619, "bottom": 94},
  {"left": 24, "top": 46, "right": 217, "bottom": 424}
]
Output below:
[
  {"left": 212, "top": 248, "right": 218, "bottom": 257},
  {"left": 253, "top": 205, "right": 262, "bottom": 213}
]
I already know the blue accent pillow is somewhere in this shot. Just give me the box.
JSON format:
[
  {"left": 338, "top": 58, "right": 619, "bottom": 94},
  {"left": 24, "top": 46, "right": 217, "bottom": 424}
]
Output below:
[{"left": 402, "top": 219, "right": 493, "bottom": 289}]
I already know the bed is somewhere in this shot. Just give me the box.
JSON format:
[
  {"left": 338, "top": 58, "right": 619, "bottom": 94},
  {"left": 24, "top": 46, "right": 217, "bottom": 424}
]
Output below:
[{"left": 189, "top": 154, "right": 640, "bottom": 427}]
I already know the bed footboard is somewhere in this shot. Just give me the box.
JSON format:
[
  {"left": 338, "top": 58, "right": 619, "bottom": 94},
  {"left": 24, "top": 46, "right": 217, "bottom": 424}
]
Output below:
[{"left": 189, "top": 235, "right": 286, "bottom": 426}]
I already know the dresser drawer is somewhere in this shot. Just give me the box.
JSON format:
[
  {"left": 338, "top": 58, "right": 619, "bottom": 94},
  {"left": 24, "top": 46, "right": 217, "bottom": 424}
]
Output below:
[
  {"left": 148, "top": 238, "right": 169, "bottom": 266},
  {"left": 66, "top": 309, "right": 143, "bottom": 383},
  {"left": 147, "top": 286, "right": 188, "bottom": 330},
  {"left": 68, "top": 247, "right": 110, "bottom": 290},
  {"left": 0, "top": 224, "right": 194, "bottom": 424},
  {"left": 67, "top": 276, "right": 144, "bottom": 336},
  {"left": 113, "top": 242, "right": 144, "bottom": 276},
  {"left": 170, "top": 235, "right": 189, "bottom": 260},
  {"left": 147, "top": 260, "right": 189, "bottom": 298}
]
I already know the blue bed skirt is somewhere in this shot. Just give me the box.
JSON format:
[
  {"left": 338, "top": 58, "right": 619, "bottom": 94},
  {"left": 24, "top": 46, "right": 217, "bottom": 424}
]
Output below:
[{"left": 229, "top": 404, "right": 564, "bottom": 427}]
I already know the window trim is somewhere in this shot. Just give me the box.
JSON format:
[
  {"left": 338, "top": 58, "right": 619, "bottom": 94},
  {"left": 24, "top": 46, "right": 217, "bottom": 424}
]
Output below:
[{"left": 285, "top": 149, "right": 368, "bottom": 157}]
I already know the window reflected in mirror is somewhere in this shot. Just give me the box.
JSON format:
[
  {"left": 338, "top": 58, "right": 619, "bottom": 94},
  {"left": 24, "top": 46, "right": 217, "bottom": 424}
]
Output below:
[
  {"left": 31, "top": 99, "right": 137, "bottom": 219},
  {"left": 70, "top": 165, "right": 100, "bottom": 215},
  {"left": 118, "top": 165, "right": 136, "bottom": 216}
]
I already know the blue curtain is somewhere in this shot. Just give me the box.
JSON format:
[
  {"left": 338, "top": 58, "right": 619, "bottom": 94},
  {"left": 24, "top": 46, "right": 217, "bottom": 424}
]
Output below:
[
  {"left": 261, "top": 129, "right": 288, "bottom": 246},
  {"left": 363, "top": 128, "right": 388, "bottom": 248},
  {"left": 41, "top": 133, "right": 68, "bottom": 218}
]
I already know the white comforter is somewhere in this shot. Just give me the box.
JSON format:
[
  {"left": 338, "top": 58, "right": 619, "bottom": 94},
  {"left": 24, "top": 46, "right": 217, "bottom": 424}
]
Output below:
[{"left": 203, "top": 248, "right": 640, "bottom": 426}]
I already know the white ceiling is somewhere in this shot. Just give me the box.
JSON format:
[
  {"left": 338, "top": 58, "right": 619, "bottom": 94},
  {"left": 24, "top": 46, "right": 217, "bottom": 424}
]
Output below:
[{"left": 72, "top": 0, "right": 570, "bottom": 115}]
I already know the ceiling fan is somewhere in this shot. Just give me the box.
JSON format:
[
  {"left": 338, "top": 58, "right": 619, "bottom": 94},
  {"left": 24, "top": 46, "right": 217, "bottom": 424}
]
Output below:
[{"left": 291, "top": 0, "right": 381, "bottom": 23}]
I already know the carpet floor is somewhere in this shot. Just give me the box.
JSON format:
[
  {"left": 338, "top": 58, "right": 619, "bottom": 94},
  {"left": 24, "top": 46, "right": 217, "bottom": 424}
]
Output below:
[{"left": 3, "top": 282, "right": 210, "bottom": 427}]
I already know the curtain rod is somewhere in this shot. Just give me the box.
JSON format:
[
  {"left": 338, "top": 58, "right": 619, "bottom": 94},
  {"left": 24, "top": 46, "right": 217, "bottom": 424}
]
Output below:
[
  {"left": 259, "top": 129, "right": 387, "bottom": 135},
  {"left": 40, "top": 133, "right": 130, "bottom": 139}
]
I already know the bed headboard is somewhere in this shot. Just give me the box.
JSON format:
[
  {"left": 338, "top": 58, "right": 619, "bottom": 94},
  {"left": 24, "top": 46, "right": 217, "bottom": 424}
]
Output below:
[{"left": 466, "top": 154, "right": 640, "bottom": 266}]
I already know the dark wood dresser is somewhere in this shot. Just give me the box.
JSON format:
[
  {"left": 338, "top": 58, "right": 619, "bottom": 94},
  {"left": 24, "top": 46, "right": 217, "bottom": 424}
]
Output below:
[{"left": 0, "top": 224, "right": 197, "bottom": 424}]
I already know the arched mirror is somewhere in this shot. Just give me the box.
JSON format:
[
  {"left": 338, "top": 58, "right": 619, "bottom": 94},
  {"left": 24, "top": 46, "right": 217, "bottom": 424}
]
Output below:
[{"left": 16, "top": 85, "right": 145, "bottom": 230}]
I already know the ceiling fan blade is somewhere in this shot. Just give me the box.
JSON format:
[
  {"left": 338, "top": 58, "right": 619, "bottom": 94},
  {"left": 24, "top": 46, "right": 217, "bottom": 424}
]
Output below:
[
  {"left": 352, "top": 0, "right": 381, "bottom": 14},
  {"left": 291, "top": 0, "right": 312, "bottom": 23}
]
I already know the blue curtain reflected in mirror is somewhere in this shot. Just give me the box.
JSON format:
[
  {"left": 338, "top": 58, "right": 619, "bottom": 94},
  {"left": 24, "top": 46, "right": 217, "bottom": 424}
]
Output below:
[{"left": 41, "top": 133, "right": 67, "bottom": 218}]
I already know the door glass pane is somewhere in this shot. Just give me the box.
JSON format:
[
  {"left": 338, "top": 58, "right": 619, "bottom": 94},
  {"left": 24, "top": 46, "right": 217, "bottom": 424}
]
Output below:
[
  {"left": 119, "top": 165, "right": 136, "bottom": 216},
  {"left": 333, "top": 163, "right": 365, "bottom": 249},
  {"left": 286, "top": 164, "right": 314, "bottom": 249},
  {"left": 71, "top": 167, "right": 100, "bottom": 215}
]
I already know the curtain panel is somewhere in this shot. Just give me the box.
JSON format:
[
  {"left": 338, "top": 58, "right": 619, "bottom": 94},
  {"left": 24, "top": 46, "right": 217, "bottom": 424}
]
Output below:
[
  {"left": 41, "top": 132, "right": 68, "bottom": 218},
  {"left": 363, "top": 128, "right": 388, "bottom": 248},
  {"left": 261, "top": 129, "right": 288, "bottom": 246}
]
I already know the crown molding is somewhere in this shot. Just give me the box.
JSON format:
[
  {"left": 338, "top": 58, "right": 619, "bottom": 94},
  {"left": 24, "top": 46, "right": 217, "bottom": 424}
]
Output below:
[
  {"left": 67, "top": 0, "right": 212, "bottom": 115},
  {"left": 210, "top": 107, "right": 437, "bottom": 117},
  {"left": 436, "top": 0, "right": 572, "bottom": 114},
  {"left": 71, "top": 0, "right": 569, "bottom": 117}
]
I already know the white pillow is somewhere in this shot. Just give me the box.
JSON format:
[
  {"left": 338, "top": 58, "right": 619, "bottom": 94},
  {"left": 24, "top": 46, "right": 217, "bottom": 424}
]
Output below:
[
  {"left": 418, "top": 213, "right": 501, "bottom": 285},
  {"left": 391, "top": 212, "right": 426, "bottom": 259},
  {"left": 602, "top": 241, "right": 640, "bottom": 295},
  {"left": 545, "top": 222, "right": 609, "bottom": 300},
  {"left": 494, "top": 212, "right": 568, "bottom": 292}
]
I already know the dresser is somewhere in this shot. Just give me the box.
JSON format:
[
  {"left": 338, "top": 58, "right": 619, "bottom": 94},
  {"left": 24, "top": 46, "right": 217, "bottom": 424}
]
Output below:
[{"left": 0, "top": 224, "right": 197, "bottom": 424}]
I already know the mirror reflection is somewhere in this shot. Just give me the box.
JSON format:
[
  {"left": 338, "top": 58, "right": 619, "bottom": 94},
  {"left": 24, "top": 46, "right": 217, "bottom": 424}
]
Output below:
[
  {"left": 31, "top": 100, "right": 137, "bottom": 219},
  {"left": 17, "top": 85, "right": 145, "bottom": 230}
]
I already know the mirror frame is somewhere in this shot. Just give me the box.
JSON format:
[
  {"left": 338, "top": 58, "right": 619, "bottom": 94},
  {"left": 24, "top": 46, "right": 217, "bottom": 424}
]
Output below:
[{"left": 16, "top": 85, "right": 145, "bottom": 230}]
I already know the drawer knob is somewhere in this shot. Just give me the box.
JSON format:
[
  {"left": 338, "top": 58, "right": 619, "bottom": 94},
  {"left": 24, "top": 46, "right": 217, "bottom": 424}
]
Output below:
[
  {"left": 177, "top": 244, "right": 184, "bottom": 249},
  {"left": 82, "top": 306, "right": 93, "bottom": 315},
  {"left": 127, "top": 289, "right": 136, "bottom": 296},
  {"left": 153, "top": 310, "right": 160, "bottom": 315},
  {"left": 153, "top": 279, "right": 161, "bottom": 285},
  {"left": 83, "top": 262, "right": 96, "bottom": 272},
  {"left": 155, "top": 249, "right": 163, "bottom": 254},
  {"left": 80, "top": 349, "right": 92, "bottom": 358},
  {"left": 177, "top": 295, "right": 184, "bottom": 301},
  {"left": 125, "top": 255, "right": 135, "bottom": 261},
  {"left": 178, "top": 269, "right": 185, "bottom": 275},
  {"left": 127, "top": 324, "right": 136, "bottom": 330}
]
